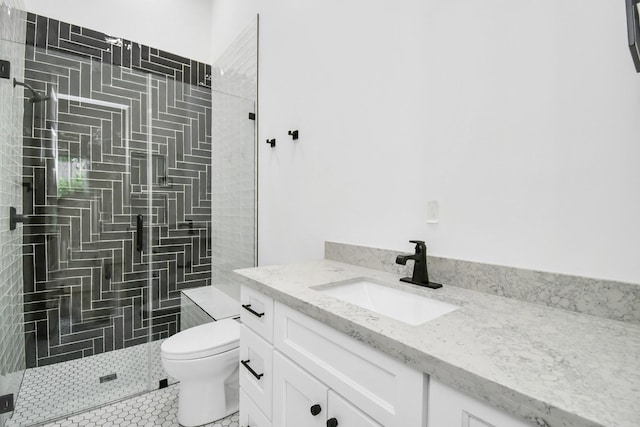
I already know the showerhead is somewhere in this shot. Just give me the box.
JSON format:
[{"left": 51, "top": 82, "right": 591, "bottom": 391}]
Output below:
[
  {"left": 13, "top": 78, "right": 50, "bottom": 103},
  {"left": 31, "top": 93, "right": 50, "bottom": 103}
]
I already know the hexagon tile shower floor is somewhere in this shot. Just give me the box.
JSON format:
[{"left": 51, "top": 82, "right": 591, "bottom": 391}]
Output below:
[{"left": 41, "top": 385, "right": 239, "bottom": 427}]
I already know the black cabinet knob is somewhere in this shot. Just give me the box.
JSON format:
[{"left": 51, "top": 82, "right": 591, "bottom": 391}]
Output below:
[
  {"left": 310, "top": 404, "right": 322, "bottom": 416},
  {"left": 327, "top": 418, "right": 339, "bottom": 427}
]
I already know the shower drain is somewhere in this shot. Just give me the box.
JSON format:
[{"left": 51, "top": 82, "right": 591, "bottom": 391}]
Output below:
[{"left": 99, "top": 373, "right": 118, "bottom": 383}]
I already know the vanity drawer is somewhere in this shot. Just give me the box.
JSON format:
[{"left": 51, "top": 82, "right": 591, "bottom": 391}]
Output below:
[
  {"left": 241, "top": 286, "right": 274, "bottom": 342},
  {"left": 239, "top": 325, "right": 273, "bottom": 419},
  {"left": 240, "top": 389, "right": 272, "bottom": 427},
  {"left": 273, "top": 301, "right": 425, "bottom": 426}
]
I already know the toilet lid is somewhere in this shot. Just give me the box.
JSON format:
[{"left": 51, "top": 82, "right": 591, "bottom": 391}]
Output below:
[{"left": 161, "top": 318, "right": 239, "bottom": 360}]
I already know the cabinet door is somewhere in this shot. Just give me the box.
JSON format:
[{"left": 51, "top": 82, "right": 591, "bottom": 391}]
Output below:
[
  {"left": 273, "top": 351, "right": 327, "bottom": 427},
  {"left": 274, "top": 301, "right": 426, "bottom": 426},
  {"left": 239, "top": 390, "right": 272, "bottom": 427},
  {"left": 428, "top": 378, "right": 531, "bottom": 427},
  {"left": 328, "top": 390, "right": 383, "bottom": 427},
  {"left": 239, "top": 325, "right": 273, "bottom": 418}
]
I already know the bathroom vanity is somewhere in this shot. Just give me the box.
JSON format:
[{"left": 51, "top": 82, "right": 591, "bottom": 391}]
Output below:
[
  {"left": 239, "top": 286, "right": 426, "bottom": 426},
  {"left": 235, "top": 260, "right": 640, "bottom": 427}
]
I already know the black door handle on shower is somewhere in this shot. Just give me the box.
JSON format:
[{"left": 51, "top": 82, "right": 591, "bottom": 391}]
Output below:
[
  {"left": 136, "top": 214, "right": 143, "bottom": 253},
  {"left": 241, "top": 359, "right": 264, "bottom": 380},
  {"left": 9, "top": 207, "right": 31, "bottom": 230}
]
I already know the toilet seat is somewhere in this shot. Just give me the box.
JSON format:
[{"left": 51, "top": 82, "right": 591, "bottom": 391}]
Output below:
[{"left": 161, "top": 318, "right": 240, "bottom": 360}]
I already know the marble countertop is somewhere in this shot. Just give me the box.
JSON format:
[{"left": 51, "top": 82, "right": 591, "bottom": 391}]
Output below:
[{"left": 234, "top": 260, "right": 640, "bottom": 427}]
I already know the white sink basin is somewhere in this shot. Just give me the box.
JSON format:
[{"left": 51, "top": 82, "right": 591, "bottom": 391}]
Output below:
[{"left": 313, "top": 278, "right": 459, "bottom": 326}]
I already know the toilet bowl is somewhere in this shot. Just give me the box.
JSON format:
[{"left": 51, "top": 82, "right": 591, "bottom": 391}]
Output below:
[{"left": 161, "top": 318, "right": 240, "bottom": 427}]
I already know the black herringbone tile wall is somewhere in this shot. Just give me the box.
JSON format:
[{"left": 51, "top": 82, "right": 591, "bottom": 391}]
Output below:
[{"left": 20, "top": 13, "right": 212, "bottom": 368}]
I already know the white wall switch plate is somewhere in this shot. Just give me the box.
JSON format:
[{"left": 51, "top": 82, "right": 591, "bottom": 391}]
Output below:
[{"left": 427, "top": 200, "right": 439, "bottom": 223}]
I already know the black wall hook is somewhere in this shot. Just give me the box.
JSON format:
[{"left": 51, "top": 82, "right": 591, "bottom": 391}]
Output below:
[
  {"left": 266, "top": 138, "right": 276, "bottom": 147},
  {"left": 288, "top": 130, "right": 299, "bottom": 140}
]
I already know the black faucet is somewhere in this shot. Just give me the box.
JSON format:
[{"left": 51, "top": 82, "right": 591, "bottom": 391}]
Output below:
[{"left": 395, "top": 240, "right": 442, "bottom": 289}]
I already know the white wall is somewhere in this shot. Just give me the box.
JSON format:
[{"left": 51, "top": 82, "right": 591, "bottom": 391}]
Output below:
[
  {"left": 23, "top": 0, "right": 213, "bottom": 63},
  {"left": 214, "top": 0, "right": 640, "bottom": 285},
  {"left": 211, "top": 0, "right": 259, "bottom": 62}
]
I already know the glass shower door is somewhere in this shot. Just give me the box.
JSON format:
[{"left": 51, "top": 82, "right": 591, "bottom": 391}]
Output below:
[
  {"left": 0, "top": 12, "right": 28, "bottom": 427},
  {"left": 211, "top": 93, "right": 256, "bottom": 299},
  {"left": 11, "top": 43, "right": 159, "bottom": 425},
  {"left": 145, "top": 71, "right": 214, "bottom": 337},
  {"left": 2, "top": 8, "right": 219, "bottom": 426}
]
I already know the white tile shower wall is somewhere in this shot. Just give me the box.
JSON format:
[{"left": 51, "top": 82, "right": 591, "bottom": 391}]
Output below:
[
  {"left": 211, "top": 18, "right": 257, "bottom": 300},
  {"left": 0, "top": 0, "right": 25, "bottom": 43},
  {"left": 0, "top": 2, "right": 26, "bottom": 427}
]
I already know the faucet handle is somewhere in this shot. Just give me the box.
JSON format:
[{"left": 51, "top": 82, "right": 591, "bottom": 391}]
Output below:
[{"left": 409, "top": 240, "right": 425, "bottom": 245}]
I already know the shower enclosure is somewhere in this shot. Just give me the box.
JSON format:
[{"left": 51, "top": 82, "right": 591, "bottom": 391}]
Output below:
[{"left": 0, "top": 5, "right": 257, "bottom": 426}]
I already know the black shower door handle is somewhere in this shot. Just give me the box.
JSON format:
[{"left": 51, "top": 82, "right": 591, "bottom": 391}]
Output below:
[{"left": 136, "top": 214, "right": 144, "bottom": 253}]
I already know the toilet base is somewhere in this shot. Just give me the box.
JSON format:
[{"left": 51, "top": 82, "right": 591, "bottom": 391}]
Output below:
[
  {"left": 176, "top": 367, "right": 239, "bottom": 427},
  {"left": 160, "top": 321, "right": 240, "bottom": 427}
]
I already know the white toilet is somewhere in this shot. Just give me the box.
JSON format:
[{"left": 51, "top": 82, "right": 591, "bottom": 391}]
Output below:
[{"left": 161, "top": 318, "right": 240, "bottom": 427}]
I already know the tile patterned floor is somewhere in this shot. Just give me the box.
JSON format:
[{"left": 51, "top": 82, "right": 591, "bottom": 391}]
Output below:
[
  {"left": 40, "top": 385, "right": 239, "bottom": 427},
  {"left": 7, "top": 341, "right": 175, "bottom": 426}
]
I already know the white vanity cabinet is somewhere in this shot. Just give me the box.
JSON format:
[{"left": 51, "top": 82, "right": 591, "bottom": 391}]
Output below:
[
  {"left": 239, "top": 286, "right": 427, "bottom": 427},
  {"left": 239, "top": 286, "right": 275, "bottom": 423},
  {"left": 427, "top": 378, "right": 532, "bottom": 427},
  {"left": 239, "top": 285, "right": 532, "bottom": 427},
  {"left": 273, "top": 351, "right": 381, "bottom": 427}
]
